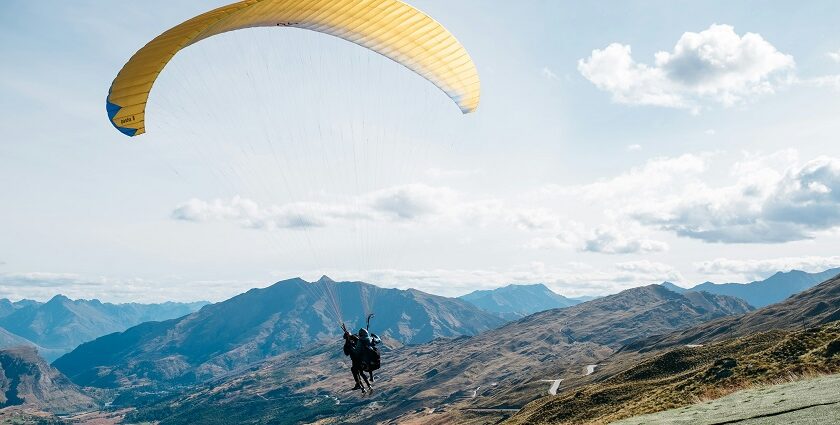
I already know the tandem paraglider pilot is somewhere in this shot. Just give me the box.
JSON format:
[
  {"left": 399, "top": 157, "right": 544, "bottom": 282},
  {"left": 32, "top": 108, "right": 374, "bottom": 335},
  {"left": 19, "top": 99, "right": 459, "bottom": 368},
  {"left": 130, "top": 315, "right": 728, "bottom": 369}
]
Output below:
[{"left": 342, "top": 314, "right": 381, "bottom": 393}]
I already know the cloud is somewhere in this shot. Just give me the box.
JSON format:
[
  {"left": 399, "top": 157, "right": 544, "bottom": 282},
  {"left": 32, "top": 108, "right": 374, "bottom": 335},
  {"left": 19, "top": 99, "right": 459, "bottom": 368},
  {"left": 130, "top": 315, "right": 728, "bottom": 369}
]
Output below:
[
  {"left": 330, "top": 261, "right": 684, "bottom": 297},
  {"left": 695, "top": 256, "right": 840, "bottom": 282},
  {"left": 552, "top": 150, "right": 840, "bottom": 244},
  {"left": 828, "top": 49, "right": 840, "bottom": 63},
  {"left": 541, "top": 66, "right": 560, "bottom": 81},
  {"left": 522, "top": 221, "right": 668, "bottom": 255},
  {"left": 0, "top": 272, "right": 102, "bottom": 288},
  {"left": 578, "top": 24, "right": 795, "bottom": 110},
  {"left": 582, "top": 226, "right": 669, "bottom": 254},
  {"left": 367, "top": 184, "right": 457, "bottom": 220},
  {"left": 615, "top": 260, "right": 681, "bottom": 277},
  {"left": 579, "top": 43, "right": 684, "bottom": 107},
  {"left": 632, "top": 154, "right": 840, "bottom": 243},
  {"left": 173, "top": 184, "right": 533, "bottom": 232},
  {"left": 0, "top": 260, "right": 687, "bottom": 302},
  {"left": 763, "top": 157, "right": 840, "bottom": 225},
  {"left": 172, "top": 185, "right": 465, "bottom": 230},
  {"left": 511, "top": 208, "right": 563, "bottom": 231},
  {"left": 0, "top": 272, "right": 259, "bottom": 303},
  {"left": 810, "top": 74, "right": 840, "bottom": 91},
  {"left": 626, "top": 144, "right": 642, "bottom": 151},
  {"left": 173, "top": 185, "right": 672, "bottom": 257},
  {"left": 171, "top": 196, "right": 354, "bottom": 230},
  {"left": 568, "top": 153, "right": 709, "bottom": 202}
]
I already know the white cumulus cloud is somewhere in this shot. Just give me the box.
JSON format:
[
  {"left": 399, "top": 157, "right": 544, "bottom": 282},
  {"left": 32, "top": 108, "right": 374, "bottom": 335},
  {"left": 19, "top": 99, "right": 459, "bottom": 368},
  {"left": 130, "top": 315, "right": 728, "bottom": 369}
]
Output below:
[
  {"left": 171, "top": 196, "right": 355, "bottom": 230},
  {"left": 173, "top": 185, "right": 546, "bottom": 233},
  {"left": 541, "top": 66, "right": 560, "bottom": 81},
  {"left": 582, "top": 226, "right": 669, "bottom": 254},
  {"left": 631, "top": 154, "right": 840, "bottom": 243},
  {"left": 579, "top": 24, "right": 795, "bottom": 110},
  {"left": 552, "top": 150, "right": 840, "bottom": 244}
]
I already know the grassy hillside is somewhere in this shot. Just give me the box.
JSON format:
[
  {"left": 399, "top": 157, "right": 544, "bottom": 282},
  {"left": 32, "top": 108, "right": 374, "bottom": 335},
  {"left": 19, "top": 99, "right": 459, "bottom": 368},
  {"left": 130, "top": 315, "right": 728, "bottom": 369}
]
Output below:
[
  {"left": 612, "top": 373, "right": 840, "bottom": 424},
  {"left": 507, "top": 322, "right": 840, "bottom": 424}
]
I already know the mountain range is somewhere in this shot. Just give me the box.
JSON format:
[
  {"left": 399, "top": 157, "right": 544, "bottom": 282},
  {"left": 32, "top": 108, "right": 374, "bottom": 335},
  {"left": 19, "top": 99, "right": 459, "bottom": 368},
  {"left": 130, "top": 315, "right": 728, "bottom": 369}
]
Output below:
[
  {"left": 640, "top": 271, "right": 840, "bottom": 351},
  {"left": 1, "top": 268, "right": 830, "bottom": 365},
  {"left": 660, "top": 268, "right": 840, "bottom": 307},
  {"left": 53, "top": 276, "right": 504, "bottom": 387},
  {"left": 3, "top": 267, "right": 837, "bottom": 424},
  {"left": 120, "top": 284, "right": 752, "bottom": 424},
  {"left": 0, "top": 296, "right": 207, "bottom": 361},
  {"left": 459, "top": 283, "right": 583, "bottom": 319}
]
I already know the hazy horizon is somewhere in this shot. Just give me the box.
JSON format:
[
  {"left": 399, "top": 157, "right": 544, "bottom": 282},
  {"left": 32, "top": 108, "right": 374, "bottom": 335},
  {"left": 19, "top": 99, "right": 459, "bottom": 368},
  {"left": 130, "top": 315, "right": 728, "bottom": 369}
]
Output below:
[{"left": 4, "top": 266, "right": 839, "bottom": 304}]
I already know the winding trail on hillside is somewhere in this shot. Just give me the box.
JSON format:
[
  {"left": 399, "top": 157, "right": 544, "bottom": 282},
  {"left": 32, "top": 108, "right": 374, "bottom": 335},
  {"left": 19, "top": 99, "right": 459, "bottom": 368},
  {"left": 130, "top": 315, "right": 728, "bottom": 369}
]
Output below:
[
  {"left": 540, "top": 379, "right": 564, "bottom": 395},
  {"left": 465, "top": 408, "right": 520, "bottom": 413}
]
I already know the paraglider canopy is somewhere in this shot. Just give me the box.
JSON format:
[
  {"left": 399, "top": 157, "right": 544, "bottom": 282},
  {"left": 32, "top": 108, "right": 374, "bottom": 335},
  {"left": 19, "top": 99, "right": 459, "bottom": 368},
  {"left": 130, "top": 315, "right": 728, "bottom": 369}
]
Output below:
[{"left": 106, "top": 0, "right": 481, "bottom": 137}]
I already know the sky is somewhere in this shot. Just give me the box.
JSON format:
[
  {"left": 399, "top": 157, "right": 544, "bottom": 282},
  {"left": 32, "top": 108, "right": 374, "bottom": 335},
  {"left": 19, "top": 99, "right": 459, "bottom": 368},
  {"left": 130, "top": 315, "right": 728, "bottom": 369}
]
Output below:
[{"left": 2, "top": 1, "right": 840, "bottom": 303}]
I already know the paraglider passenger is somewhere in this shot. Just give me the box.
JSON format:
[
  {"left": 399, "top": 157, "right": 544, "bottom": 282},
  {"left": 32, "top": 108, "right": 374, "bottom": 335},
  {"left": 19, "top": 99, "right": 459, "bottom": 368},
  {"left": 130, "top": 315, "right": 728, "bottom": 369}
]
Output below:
[
  {"left": 355, "top": 328, "right": 382, "bottom": 382},
  {"left": 342, "top": 329, "right": 367, "bottom": 392},
  {"left": 342, "top": 325, "right": 382, "bottom": 392}
]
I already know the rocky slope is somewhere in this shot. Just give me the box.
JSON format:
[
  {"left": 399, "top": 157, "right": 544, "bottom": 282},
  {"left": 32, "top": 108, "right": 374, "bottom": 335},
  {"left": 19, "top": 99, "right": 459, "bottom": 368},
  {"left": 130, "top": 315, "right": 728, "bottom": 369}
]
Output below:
[{"left": 0, "top": 346, "right": 96, "bottom": 415}]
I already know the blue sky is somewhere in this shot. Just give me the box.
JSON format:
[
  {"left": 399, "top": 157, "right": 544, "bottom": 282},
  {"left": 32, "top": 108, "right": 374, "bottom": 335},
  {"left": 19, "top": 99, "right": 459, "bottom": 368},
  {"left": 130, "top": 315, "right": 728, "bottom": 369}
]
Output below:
[{"left": 2, "top": 1, "right": 840, "bottom": 302}]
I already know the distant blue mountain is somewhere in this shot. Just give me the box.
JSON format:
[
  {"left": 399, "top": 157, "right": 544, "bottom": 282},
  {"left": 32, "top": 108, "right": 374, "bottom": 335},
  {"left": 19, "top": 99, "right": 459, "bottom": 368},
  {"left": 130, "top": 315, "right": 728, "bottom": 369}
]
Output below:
[
  {"left": 570, "top": 295, "right": 601, "bottom": 303},
  {"left": 660, "top": 268, "right": 840, "bottom": 308},
  {"left": 459, "top": 283, "right": 582, "bottom": 319},
  {"left": 659, "top": 281, "right": 688, "bottom": 294},
  {"left": 0, "top": 296, "right": 207, "bottom": 360}
]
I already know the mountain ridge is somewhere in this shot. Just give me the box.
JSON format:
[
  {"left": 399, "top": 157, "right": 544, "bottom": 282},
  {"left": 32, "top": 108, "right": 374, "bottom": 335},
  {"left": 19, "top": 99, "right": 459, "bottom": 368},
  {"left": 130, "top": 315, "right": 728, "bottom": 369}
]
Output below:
[
  {"left": 638, "top": 272, "right": 840, "bottom": 351},
  {"left": 0, "top": 295, "right": 207, "bottom": 360},
  {"left": 658, "top": 268, "right": 840, "bottom": 307},
  {"left": 53, "top": 277, "right": 504, "bottom": 387}
]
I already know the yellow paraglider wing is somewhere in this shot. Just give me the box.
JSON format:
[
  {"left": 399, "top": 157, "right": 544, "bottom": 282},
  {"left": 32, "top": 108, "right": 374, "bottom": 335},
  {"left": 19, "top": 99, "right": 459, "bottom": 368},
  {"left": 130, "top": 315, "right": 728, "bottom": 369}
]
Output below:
[{"left": 106, "top": 0, "right": 481, "bottom": 137}]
